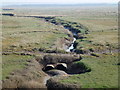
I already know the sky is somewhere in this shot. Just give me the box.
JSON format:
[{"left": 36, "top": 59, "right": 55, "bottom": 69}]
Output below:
[{"left": 1, "top": 0, "right": 119, "bottom": 6}]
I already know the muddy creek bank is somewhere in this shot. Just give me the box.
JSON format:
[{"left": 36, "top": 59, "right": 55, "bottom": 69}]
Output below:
[{"left": 38, "top": 54, "right": 91, "bottom": 87}]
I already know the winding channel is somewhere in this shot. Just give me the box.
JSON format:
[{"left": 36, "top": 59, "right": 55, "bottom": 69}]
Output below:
[
  {"left": 41, "top": 19, "right": 79, "bottom": 86},
  {"left": 19, "top": 15, "right": 80, "bottom": 53},
  {"left": 17, "top": 15, "right": 84, "bottom": 86}
]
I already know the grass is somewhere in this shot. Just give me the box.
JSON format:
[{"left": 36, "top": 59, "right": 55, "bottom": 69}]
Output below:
[
  {"left": 2, "top": 5, "right": 118, "bottom": 88},
  {"left": 39, "top": 6, "right": 117, "bottom": 53},
  {"left": 2, "top": 54, "right": 33, "bottom": 80},
  {"left": 85, "top": 30, "right": 118, "bottom": 45},
  {"left": 2, "top": 16, "right": 69, "bottom": 52},
  {"left": 2, "top": 14, "right": 70, "bottom": 80},
  {"left": 60, "top": 53, "right": 118, "bottom": 88},
  {"left": 74, "top": 29, "right": 118, "bottom": 54}
]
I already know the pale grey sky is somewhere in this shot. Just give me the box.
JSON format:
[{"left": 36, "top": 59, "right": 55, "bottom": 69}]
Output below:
[{"left": 2, "top": 0, "right": 119, "bottom": 4}]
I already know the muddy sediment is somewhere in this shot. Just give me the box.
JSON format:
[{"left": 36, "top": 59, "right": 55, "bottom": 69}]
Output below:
[
  {"left": 46, "top": 70, "right": 68, "bottom": 76},
  {"left": 40, "top": 54, "right": 82, "bottom": 74},
  {"left": 40, "top": 54, "right": 81, "bottom": 65},
  {"left": 39, "top": 54, "right": 91, "bottom": 89},
  {"left": 46, "top": 76, "right": 81, "bottom": 90}
]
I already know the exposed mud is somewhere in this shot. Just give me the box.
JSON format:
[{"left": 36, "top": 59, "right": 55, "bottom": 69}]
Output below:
[
  {"left": 46, "top": 70, "right": 68, "bottom": 76},
  {"left": 37, "top": 54, "right": 92, "bottom": 89},
  {"left": 46, "top": 76, "right": 81, "bottom": 89}
]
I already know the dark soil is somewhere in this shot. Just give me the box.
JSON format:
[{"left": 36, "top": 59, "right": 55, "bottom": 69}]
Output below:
[
  {"left": 46, "top": 70, "right": 67, "bottom": 76},
  {"left": 46, "top": 76, "right": 80, "bottom": 90},
  {"left": 40, "top": 54, "right": 82, "bottom": 66}
]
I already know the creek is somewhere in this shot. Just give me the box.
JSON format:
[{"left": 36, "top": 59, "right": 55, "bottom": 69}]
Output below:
[
  {"left": 64, "top": 27, "right": 78, "bottom": 52},
  {"left": 66, "top": 38, "right": 76, "bottom": 52}
]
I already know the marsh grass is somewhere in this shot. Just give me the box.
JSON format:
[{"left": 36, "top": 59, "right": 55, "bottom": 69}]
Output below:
[
  {"left": 60, "top": 53, "right": 118, "bottom": 88},
  {"left": 2, "top": 5, "right": 118, "bottom": 88},
  {"left": 2, "top": 16, "right": 69, "bottom": 52},
  {"left": 2, "top": 54, "right": 33, "bottom": 80}
]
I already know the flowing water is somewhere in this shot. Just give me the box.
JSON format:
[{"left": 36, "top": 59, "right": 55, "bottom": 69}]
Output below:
[{"left": 66, "top": 38, "right": 76, "bottom": 52}]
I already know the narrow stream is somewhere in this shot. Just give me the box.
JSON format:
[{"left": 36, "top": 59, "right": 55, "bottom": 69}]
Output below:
[
  {"left": 19, "top": 16, "right": 78, "bottom": 53},
  {"left": 64, "top": 27, "right": 78, "bottom": 52},
  {"left": 66, "top": 38, "right": 76, "bottom": 52}
]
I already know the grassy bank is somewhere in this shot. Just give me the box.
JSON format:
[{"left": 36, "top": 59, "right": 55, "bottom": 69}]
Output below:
[
  {"left": 60, "top": 53, "right": 118, "bottom": 88},
  {"left": 2, "top": 54, "right": 33, "bottom": 80}
]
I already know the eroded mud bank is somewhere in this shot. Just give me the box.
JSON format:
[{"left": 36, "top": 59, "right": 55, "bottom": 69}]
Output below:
[{"left": 38, "top": 54, "right": 91, "bottom": 88}]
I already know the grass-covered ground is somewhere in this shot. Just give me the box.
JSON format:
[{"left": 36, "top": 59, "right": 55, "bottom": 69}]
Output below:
[
  {"left": 2, "top": 15, "right": 71, "bottom": 80},
  {"left": 2, "top": 16, "right": 70, "bottom": 53},
  {"left": 2, "top": 4, "right": 118, "bottom": 88},
  {"left": 2, "top": 54, "right": 33, "bottom": 80},
  {"left": 3, "top": 5, "right": 118, "bottom": 53},
  {"left": 56, "top": 6, "right": 118, "bottom": 53},
  {"left": 60, "top": 53, "right": 118, "bottom": 88}
]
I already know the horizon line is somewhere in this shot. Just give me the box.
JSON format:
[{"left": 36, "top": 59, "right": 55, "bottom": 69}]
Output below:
[{"left": 2, "top": 2, "right": 118, "bottom": 6}]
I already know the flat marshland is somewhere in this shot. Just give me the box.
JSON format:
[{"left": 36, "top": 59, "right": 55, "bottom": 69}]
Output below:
[{"left": 2, "top": 4, "right": 119, "bottom": 89}]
